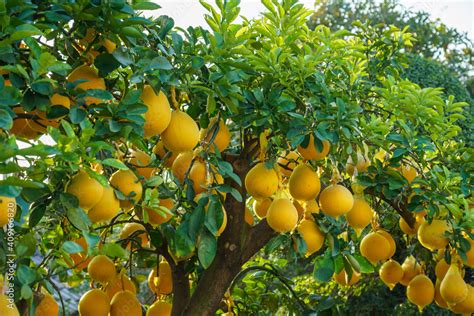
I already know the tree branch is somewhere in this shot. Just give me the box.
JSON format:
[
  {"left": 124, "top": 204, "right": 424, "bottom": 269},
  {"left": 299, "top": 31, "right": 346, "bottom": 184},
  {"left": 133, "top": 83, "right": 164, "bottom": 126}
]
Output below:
[
  {"left": 241, "top": 219, "right": 277, "bottom": 263},
  {"left": 365, "top": 187, "right": 415, "bottom": 227}
]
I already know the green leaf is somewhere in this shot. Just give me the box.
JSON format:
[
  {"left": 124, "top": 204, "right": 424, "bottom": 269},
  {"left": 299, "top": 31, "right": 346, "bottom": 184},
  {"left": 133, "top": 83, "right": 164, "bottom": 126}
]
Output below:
[
  {"left": 147, "top": 56, "right": 173, "bottom": 70},
  {"left": 198, "top": 228, "right": 217, "bottom": 269},
  {"left": 101, "top": 158, "right": 129, "bottom": 170},
  {"left": 191, "top": 56, "right": 205, "bottom": 69},
  {"left": 313, "top": 251, "right": 334, "bottom": 282},
  {"left": 69, "top": 106, "right": 86, "bottom": 124},
  {"left": 0, "top": 108, "right": 12, "bottom": 129},
  {"left": 133, "top": 2, "right": 161, "bottom": 10},
  {"left": 20, "top": 284, "right": 33, "bottom": 299},
  {"left": 94, "top": 53, "right": 121, "bottom": 77},
  {"left": 354, "top": 254, "right": 375, "bottom": 273},
  {"left": 16, "top": 233, "right": 37, "bottom": 257},
  {"left": 28, "top": 203, "right": 46, "bottom": 228},
  {"left": 100, "top": 243, "right": 127, "bottom": 259},
  {"left": 0, "top": 177, "right": 45, "bottom": 189},
  {"left": 10, "top": 24, "right": 43, "bottom": 41},
  {"left": 62, "top": 241, "right": 85, "bottom": 254},
  {"left": 17, "top": 265, "right": 37, "bottom": 285}
]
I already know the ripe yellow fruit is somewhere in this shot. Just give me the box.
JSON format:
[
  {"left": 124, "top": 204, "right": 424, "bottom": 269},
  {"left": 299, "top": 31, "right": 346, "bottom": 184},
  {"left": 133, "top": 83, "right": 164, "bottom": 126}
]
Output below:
[
  {"left": 345, "top": 198, "right": 373, "bottom": 237},
  {"left": 417, "top": 219, "right": 451, "bottom": 251},
  {"left": 141, "top": 85, "right": 172, "bottom": 138},
  {"left": 304, "top": 199, "right": 320, "bottom": 214},
  {"left": 379, "top": 259, "right": 404, "bottom": 290},
  {"left": 333, "top": 269, "right": 360, "bottom": 286},
  {"left": 406, "top": 274, "right": 434, "bottom": 312},
  {"left": 360, "top": 231, "right": 391, "bottom": 264},
  {"left": 277, "top": 151, "right": 300, "bottom": 177},
  {"left": 120, "top": 223, "right": 149, "bottom": 248},
  {"left": 253, "top": 198, "right": 272, "bottom": 219},
  {"left": 157, "top": 260, "right": 173, "bottom": 295},
  {"left": 449, "top": 284, "right": 474, "bottom": 314},
  {"left": 200, "top": 118, "right": 231, "bottom": 152},
  {"left": 67, "top": 65, "right": 105, "bottom": 105},
  {"left": 319, "top": 184, "right": 354, "bottom": 219},
  {"left": 0, "top": 294, "right": 19, "bottom": 316},
  {"left": 87, "top": 255, "right": 116, "bottom": 284},
  {"left": 188, "top": 159, "right": 207, "bottom": 194},
  {"left": 245, "top": 207, "right": 254, "bottom": 226},
  {"left": 109, "top": 170, "right": 143, "bottom": 210},
  {"left": 153, "top": 141, "right": 178, "bottom": 167},
  {"left": 346, "top": 152, "right": 370, "bottom": 175},
  {"left": 297, "top": 134, "right": 330, "bottom": 160},
  {"left": 110, "top": 291, "right": 141, "bottom": 316},
  {"left": 78, "top": 289, "right": 110, "bottom": 316},
  {"left": 266, "top": 198, "right": 298, "bottom": 233},
  {"left": 146, "top": 198, "right": 174, "bottom": 226},
  {"left": 399, "top": 214, "right": 425, "bottom": 236},
  {"left": 87, "top": 186, "right": 121, "bottom": 223},
  {"left": 378, "top": 230, "right": 396, "bottom": 258},
  {"left": 440, "top": 264, "right": 468, "bottom": 305},
  {"left": 148, "top": 268, "right": 159, "bottom": 294},
  {"left": 10, "top": 108, "right": 40, "bottom": 139},
  {"left": 400, "top": 255, "right": 422, "bottom": 286},
  {"left": 105, "top": 273, "right": 136, "bottom": 300},
  {"left": 128, "top": 150, "right": 154, "bottom": 179},
  {"left": 147, "top": 300, "right": 172, "bottom": 316},
  {"left": 161, "top": 110, "right": 199, "bottom": 153},
  {"left": 34, "top": 292, "right": 58, "bottom": 316},
  {"left": 288, "top": 164, "right": 321, "bottom": 201},
  {"left": 435, "top": 258, "right": 450, "bottom": 280},
  {"left": 171, "top": 151, "right": 193, "bottom": 183},
  {"left": 66, "top": 170, "right": 104, "bottom": 210},
  {"left": 69, "top": 237, "right": 91, "bottom": 271},
  {"left": 297, "top": 219, "right": 324, "bottom": 256},
  {"left": 434, "top": 279, "right": 449, "bottom": 309},
  {"left": 0, "top": 196, "right": 16, "bottom": 227},
  {"left": 244, "top": 163, "right": 279, "bottom": 199},
  {"left": 399, "top": 164, "right": 417, "bottom": 183}
]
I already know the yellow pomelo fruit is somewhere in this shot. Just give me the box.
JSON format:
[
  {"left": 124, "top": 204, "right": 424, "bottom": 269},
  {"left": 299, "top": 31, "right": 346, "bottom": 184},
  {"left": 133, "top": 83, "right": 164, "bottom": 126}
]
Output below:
[
  {"left": 440, "top": 264, "right": 468, "bottom": 305},
  {"left": 69, "top": 237, "right": 91, "bottom": 271},
  {"left": 333, "top": 269, "right": 360, "bottom": 286},
  {"left": 406, "top": 274, "right": 434, "bottom": 312},
  {"left": 378, "top": 230, "right": 396, "bottom": 258},
  {"left": 78, "top": 289, "right": 110, "bottom": 316},
  {"left": 87, "top": 186, "right": 120, "bottom": 223},
  {"left": 245, "top": 207, "right": 254, "bottom": 226},
  {"left": 120, "top": 223, "right": 149, "bottom": 248},
  {"left": 66, "top": 170, "right": 104, "bottom": 210},
  {"left": 400, "top": 255, "right": 422, "bottom": 286},
  {"left": 244, "top": 163, "right": 279, "bottom": 199},
  {"left": 110, "top": 291, "right": 141, "bottom": 316},
  {"left": 0, "top": 196, "right": 16, "bottom": 226},
  {"left": 399, "top": 214, "right": 425, "bottom": 236},
  {"left": 157, "top": 260, "right": 173, "bottom": 295},
  {"left": 188, "top": 159, "right": 207, "bottom": 194},
  {"left": 266, "top": 198, "right": 298, "bottom": 233},
  {"left": 34, "top": 292, "right": 58, "bottom": 316},
  {"left": 0, "top": 294, "right": 19, "bottom": 316},
  {"left": 297, "top": 134, "right": 330, "bottom": 160},
  {"left": 345, "top": 198, "right": 373, "bottom": 237},
  {"left": 161, "top": 111, "right": 199, "bottom": 153},
  {"left": 277, "top": 151, "right": 300, "bottom": 177},
  {"left": 360, "top": 231, "right": 391, "bottom": 264},
  {"left": 449, "top": 284, "right": 474, "bottom": 314},
  {"left": 399, "top": 164, "right": 417, "bottom": 183},
  {"left": 104, "top": 273, "right": 136, "bottom": 300},
  {"left": 434, "top": 279, "right": 449, "bottom": 309},
  {"left": 293, "top": 200, "right": 305, "bottom": 219},
  {"left": 319, "top": 184, "right": 354, "bottom": 219},
  {"left": 147, "top": 300, "right": 172, "bottom": 316},
  {"left": 379, "top": 259, "right": 404, "bottom": 290},
  {"left": 435, "top": 258, "right": 450, "bottom": 280},
  {"left": 146, "top": 198, "right": 174, "bottom": 226},
  {"left": 141, "top": 85, "right": 171, "bottom": 138},
  {"left": 346, "top": 152, "right": 370, "bottom": 175},
  {"left": 253, "top": 198, "right": 272, "bottom": 219},
  {"left": 110, "top": 170, "right": 142, "bottom": 210},
  {"left": 200, "top": 118, "right": 230, "bottom": 152},
  {"left": 153, "top": 141, "right": 178, "bottom": 167},
  {"left": 10, "top": 108, "right": 40, "bottom": 139},
  {"left": 148, "top": 268, "right": 159, "bottom": 294},
  {"left": 87, "top": 255, "right": 116, "bottom": 284},
  {"left": 304, "top": 199, "right": 320, "bottom": 214},
  {"left": 67, "top": 65, "right": 105, "bottom": 105},
  {"left": 128, "top": 150, "right": 154, "bottom": 179},
  {"left": 297, "top": 219, "right": 324, "bottom": 256},
  {"left": 288, "top": 164, "right": 321, "bottom": 201},
  {"left": 417, "top": 219, "right": 451, "bottom": 251},
  {"left": 171, "top": 151, "right": 193, "bottom": 183}
]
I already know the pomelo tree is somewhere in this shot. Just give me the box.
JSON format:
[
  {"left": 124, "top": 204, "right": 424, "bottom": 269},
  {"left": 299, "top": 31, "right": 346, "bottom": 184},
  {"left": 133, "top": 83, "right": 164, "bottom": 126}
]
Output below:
[{"left": 0, "top": 0, "right": 472, "bottom": 315}]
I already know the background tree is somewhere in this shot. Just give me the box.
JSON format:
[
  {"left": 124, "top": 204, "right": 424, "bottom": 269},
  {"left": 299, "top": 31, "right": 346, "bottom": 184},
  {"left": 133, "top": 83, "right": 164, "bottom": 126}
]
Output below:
[{"left": 0, "top": 1, "right": 472, "bottom": 316}]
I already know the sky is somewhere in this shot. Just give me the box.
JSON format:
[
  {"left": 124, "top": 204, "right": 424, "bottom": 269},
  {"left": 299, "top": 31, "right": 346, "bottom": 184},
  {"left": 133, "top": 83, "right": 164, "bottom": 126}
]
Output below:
[{"left": 152, "top": 0, "right": 474, "bottom": 40}]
